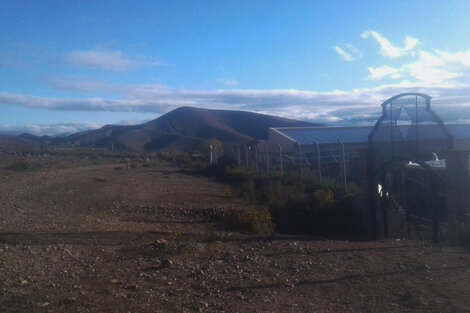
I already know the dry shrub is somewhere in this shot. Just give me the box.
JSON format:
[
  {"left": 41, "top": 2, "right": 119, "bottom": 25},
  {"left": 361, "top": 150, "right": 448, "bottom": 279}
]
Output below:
[
  {"left": 196, "top": 163, "right": 366, "bottom": 239},
  {"left": 224, "top": 208, "right": 274, "bottom": 237},
  {"left": 236, "top": 179, "right": 257, "bottom": 202},
  {"left": 175, "top": 153, "right": 191, "bottom": 166},
  {"left": 223, "top": 186, "right": 233, "bottom": 198},
  {"left": 263, "top": 176, "right": 365, "bottom": 239},
  {"left": 8, "top": 157, "right": 33, "bottom": 171},
  {"left": 313, "top": 189, "right": 335, "bottom": 210}
]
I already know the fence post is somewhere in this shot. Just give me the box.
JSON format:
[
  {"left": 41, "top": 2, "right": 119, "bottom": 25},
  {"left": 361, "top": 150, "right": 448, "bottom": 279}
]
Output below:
[
  {"left": 235, "top": 145, "right": 241, "bottom": 167},
  {"left": 209, "top": 144, "right": 213, "bottom": 164},
  {"left": 244, "top": 144, "right": 249, "bottom": 168},
  {"left": 337, "top": 139, "right": 347, "bottom": 194},
  {"left": 277, "top": 143, "right": 283, "bottom": 176},
  {"left": 297, "top": 143, "right": 303, "bottom": 179},
  {"left": 261, "top": 142, "right": 270, "bottom": 176},
  {"left": 430, "top": 175, "right": 439, "bottom": 243},
  {"left": 380, "top": 172, "right": 388, "bottom": 238},
  {"left": 367, "top": 142, "right": 379, "bottom": 239},
  {"left": 313, "top": 141, "right": 321, "bottom": 184},
  {"left": 443, "top": 150, "right": 470, "bottom": 243},
  {"left": 255, "top": 144, "right": 259, "bottom": 173}
]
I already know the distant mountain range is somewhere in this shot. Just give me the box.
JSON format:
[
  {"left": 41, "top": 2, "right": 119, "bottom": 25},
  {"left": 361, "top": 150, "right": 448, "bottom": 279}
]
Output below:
[
  {"left": 7, "top": 107, "right": 319, "bottom": 152},
  {"left": 0, "top": 133, "right": 43, "bottom": 147}
]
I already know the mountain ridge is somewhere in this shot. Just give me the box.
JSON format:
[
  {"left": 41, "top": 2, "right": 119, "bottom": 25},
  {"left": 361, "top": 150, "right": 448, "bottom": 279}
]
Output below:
[{"left": 13, "top": 107, "right": 320, "bottom": 152}]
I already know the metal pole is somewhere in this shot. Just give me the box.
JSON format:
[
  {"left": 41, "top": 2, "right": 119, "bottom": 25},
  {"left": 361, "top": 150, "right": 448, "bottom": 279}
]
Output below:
[
  {"left": 209, "top": 144, "right": 213, "bottom": 164},
  {"left": 255, "top": 145, "right": 259, "bottom": 173},
  {"left": 415, "top": 95, "right": 419, "bottom": 157},
  {"left": 297, "top": 143, "right": 303, "bottom": 179},
  {"left": 235, "top": 145, "right": 241, "bottom": 167},
  {"left": 313, "top": 141, "right": 322, "bottom": 184},
  {"left": 261, "top": 142, "right": 270, "bottom": 176},
  {"left": 337, "top": 139, "right": 347, "bottom": 194},
  {"left": 381, "top": 172, "right": 388, "bottom": 238},
  {"left": 277, "top": 143, "right": 283, "bottom": 175},
  {"left": 390, "top": 101, "right": 394, "bottom": 158},
  {"left": 400, "top": 168, "right": 411, "bottom": 240},
  {"left": 244, "top": 144, "right": 249, "bottom": 168},
  {"left": 431, "top": 175, "right": 439, "bottom": 243},
  {"left": 367, "top": 137, "right": 378, "bottom": 239}
]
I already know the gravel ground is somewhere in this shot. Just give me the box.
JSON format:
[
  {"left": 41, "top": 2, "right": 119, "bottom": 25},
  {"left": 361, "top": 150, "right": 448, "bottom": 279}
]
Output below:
[{"left": 1, "top": 161, "right": 470, "bottom": 312}]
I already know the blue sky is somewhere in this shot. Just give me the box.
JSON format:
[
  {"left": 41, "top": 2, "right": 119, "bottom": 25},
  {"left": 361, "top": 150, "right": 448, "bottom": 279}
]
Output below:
[{"left": 1, "top": 0, "right": 470, "bottom": 135}]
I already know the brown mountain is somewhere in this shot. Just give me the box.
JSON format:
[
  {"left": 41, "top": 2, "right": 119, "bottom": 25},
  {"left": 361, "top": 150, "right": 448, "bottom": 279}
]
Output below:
[
  {"left": 0, "top": 134, "right": 40, "bottom": 148},
  {"left": 52, "top": 106, "right": 318, "bottom": 152}
]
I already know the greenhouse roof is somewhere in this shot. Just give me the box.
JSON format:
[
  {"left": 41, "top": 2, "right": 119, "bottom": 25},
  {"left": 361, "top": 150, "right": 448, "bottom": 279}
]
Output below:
[{"left": 271, "top": 124, "right": 470, "bottom": 145}]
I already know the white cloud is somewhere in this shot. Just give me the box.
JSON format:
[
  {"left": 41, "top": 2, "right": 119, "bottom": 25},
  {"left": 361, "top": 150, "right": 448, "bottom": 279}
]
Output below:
[
  {"left": 46, "top": 78, "right": 170, "bottom": 95},
  {"left": 405, "top": 51, "right": 461, "bottom": 84},
  {"left": 436, "top": 50, "right": 470, "bottom": 67},
  {"left": 367, "top": 65, "right": 402, "bottom": 80},
  {"left": 334, "top": 44, "right": 362, "bottom": 61},
  {"left": 335, "top": 46, "right": 354, "bottom": 61},
  {"left": 404, "top": 36, "right": 419, "bottom": 51},
  {"left": 0, "top": 122, "right": 104, "bottom": 136},
  {"left": 0, "top": 91, "right": 195, "bottom": 113},
  {"left": 366, "top": 49, "right": 470, "bottom": 85},
  {"left": 362, "top": 30, "right": 419, "bottom": 58},
  {"left": 361, "top": 29, "right": 470, "bottom": 86},
  {"left": 2, "top": 79, "right": 470, "bottom": 128},
  {"left": 63, "top": 50, "right": 161, "bottom": 71}
]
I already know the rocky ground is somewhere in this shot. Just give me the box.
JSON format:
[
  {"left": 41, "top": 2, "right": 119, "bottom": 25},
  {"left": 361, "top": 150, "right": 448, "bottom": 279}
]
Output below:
[{"left": 1, "top": 156, "right": 470, "bottom": 312}]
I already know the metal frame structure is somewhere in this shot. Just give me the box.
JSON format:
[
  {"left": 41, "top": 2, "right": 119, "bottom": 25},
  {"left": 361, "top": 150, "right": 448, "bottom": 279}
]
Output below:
[
  {"left": 368, "top": 93, "right": 454, "bottom": 156},
  {"left": 367, "top": 93, "right": 454, "bottom": 242}
]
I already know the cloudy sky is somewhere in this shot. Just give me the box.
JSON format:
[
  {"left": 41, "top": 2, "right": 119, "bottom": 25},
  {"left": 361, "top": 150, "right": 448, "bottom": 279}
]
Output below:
[{"left": 1, "top": 1, "right": 470, "bottom": 135}]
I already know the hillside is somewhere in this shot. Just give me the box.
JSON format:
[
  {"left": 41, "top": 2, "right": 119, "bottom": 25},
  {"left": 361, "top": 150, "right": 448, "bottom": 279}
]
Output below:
[
  {"left": 0, "top": 134, "right": 40, "bottom": 148},
  {"left": 51, "top": 106, "right": 318, "bottom": 152}
]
